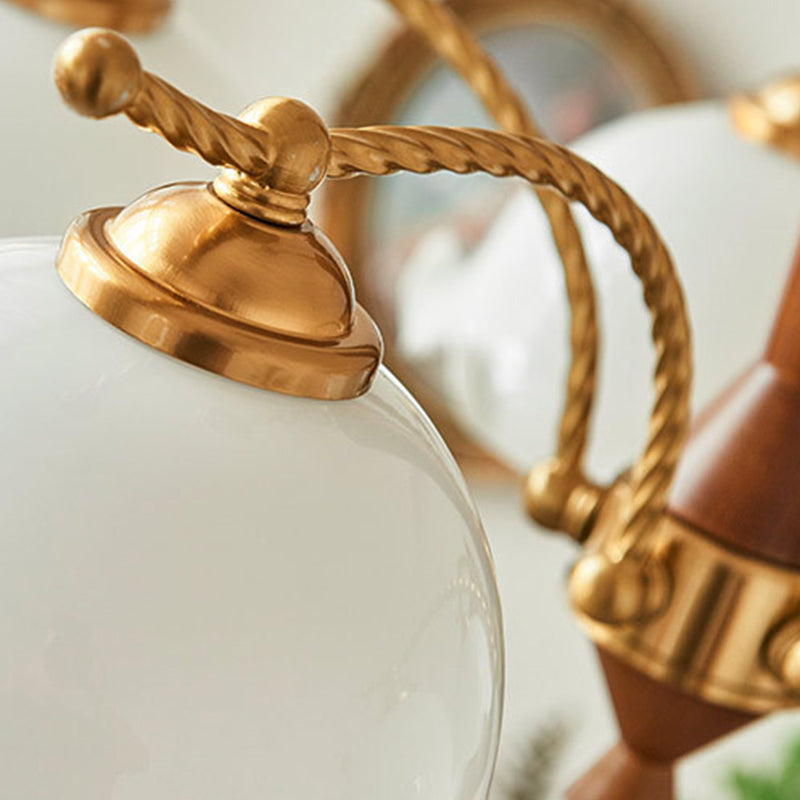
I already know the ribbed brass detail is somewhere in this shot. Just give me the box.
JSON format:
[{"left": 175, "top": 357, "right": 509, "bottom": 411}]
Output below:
[{"left": 53, "top": 26, "right": 691, "bottom": 525}]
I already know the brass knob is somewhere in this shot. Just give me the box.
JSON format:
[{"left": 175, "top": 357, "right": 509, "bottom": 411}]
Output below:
[
  {"left": 569, "top": 551, "right": 672, "bottom": 626},
  {"left": 525, "top": 459, "right": 606, "bottom": 541},
  {"left": 53, "top": 27, "right": 143, "bottom": 119}
]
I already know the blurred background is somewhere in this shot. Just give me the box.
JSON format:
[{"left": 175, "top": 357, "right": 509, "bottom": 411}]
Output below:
[{"left": 4, "top": 1, "right": 800, "bottom": 798}]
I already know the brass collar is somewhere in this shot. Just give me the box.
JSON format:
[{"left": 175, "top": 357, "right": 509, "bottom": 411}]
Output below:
[
  {"left": 57, "top": 184, "right": 383, "bottom": 401},
  {"left": 569, "top": 481, "right": 800, "bottom": 715}
]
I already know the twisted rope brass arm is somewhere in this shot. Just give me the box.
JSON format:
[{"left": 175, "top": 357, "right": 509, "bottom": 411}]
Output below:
[
  {"left": 54, "top": 28, "right": 275, "bottom": 180},
  {"left": 328, "top": 125, "right": 692, "bottom": 553},
  {"left": 382, "top": 0, "right": 599, "bottom": 494},
  {"left": 128, "top": 75, "right": 275, "bottom": 180}
]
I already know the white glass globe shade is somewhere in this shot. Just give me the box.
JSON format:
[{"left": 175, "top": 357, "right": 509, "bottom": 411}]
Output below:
[
  {"left": 394, "top": 100, "right": 800, "bottom": 478},
  {"left": 0, "top": 238, "right": 503, "bottom": 800}
]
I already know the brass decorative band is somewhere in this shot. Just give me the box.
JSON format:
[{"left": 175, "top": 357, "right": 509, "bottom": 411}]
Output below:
[
  {"left": 7, "top": 0, "right": 171, "bottom": 32},
  {"left": 731, "top": 75, "right": 800, "bottom": 160},
  {"left": 570, "top": 482, "right": 800, "bottom": 714}
]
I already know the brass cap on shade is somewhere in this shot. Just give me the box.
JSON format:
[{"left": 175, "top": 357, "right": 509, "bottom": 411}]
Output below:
[
  {"left": 7, "top": 0, "right": 171, "bottom": 33},
  {"left": 54, "top": 28, "right": 383, "bottom": 401}
]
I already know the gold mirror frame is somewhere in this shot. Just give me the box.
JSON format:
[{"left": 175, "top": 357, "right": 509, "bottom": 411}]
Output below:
[{"left": 321, "top": 0, "right": 698, "bottom": 478}]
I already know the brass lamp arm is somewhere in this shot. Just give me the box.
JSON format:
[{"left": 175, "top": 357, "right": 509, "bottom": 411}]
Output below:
[
  {"left": 54, "top": 29, "right": 277, "bottom": 181},
  {"left": 328, "top": 124, "right": 692, "bottom": 557},
  {"left": 382, "top": 0, "right": 600, "bottom": 505},
  {"left": 127, "top": 74, "right": 276, "bottom": 181}
]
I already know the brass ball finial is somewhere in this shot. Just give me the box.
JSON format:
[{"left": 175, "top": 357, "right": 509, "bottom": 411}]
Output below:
[
  {"left": 213, "top": 98, "right": 332, "bottom": 225},
  {"left": 53, "top": 28, "right": 142, "bottom": 119},
  {"left": 53, "top": 28, "right": 330, "bottom": 225},
  {"left": 238, "top": 98, "right": 331, "bottom": 196}
]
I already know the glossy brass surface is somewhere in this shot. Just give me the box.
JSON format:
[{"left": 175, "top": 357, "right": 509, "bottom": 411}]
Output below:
[
  {"left": 7, "top": 0, "right": 170, "bottom": 32},
  {"left": 54, "top": 29, "right": 382, "bottom": 401},
  {"left": 731, "top": 74, "right": 800, "bottom": 159},
  {"left": 570, "top": 481, "right": 800, "bottom": 714}
]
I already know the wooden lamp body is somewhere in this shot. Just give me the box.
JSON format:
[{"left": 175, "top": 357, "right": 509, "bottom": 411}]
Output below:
[{"left": 567, "top": 238, "right": 800, "bottom": 799}]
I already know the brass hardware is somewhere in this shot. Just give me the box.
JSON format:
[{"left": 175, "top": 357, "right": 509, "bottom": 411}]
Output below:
[
  {"left": 383, "top": 0, "right": 599, "bottom": 498},
  {"left": 731, "top": 74, "right": 800, "bottom": 159},
  {"left": 569, "top": 551, "right": 672, "bottom": 626},
  {"left": 54, "top": 28, "right": 381, "bottom": 402},
  {"left": 330, "top": 123, "right": 691, "bottom": 583},
  {"left": 6, "top": 0, "right": 170, "bottom": 32},
  {"left": 570, "top": 481, "right": 800, "bottom": 714},
  {"left": 323, "top": 0, "right": 696, "bottom": 479},
  {"left": 55, "top": 28, "right": 691, "bottom": 564}
]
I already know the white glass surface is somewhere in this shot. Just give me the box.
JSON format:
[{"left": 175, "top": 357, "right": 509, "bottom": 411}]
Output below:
[
  {"left": 0, "top": 239, "right": 503, "bottom": 800},
  {"left": 394, "top": 100, "right": 800, "bottom": 480}
]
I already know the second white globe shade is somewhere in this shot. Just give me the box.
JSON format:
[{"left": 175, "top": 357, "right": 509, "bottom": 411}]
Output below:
[{"left": 0, "top": 238, "right": 503, "bottom": 800}]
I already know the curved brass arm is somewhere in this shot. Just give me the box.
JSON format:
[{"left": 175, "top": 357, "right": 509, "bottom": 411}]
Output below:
[
  {"left": 54, "top": 29, "right": 276, "bottom": 177},
  {"left": 328, "top": 125, "right": 692, "bottom": 557},
  {"left": 375, "top": 0, "right": 601, "bottom": 520}
]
